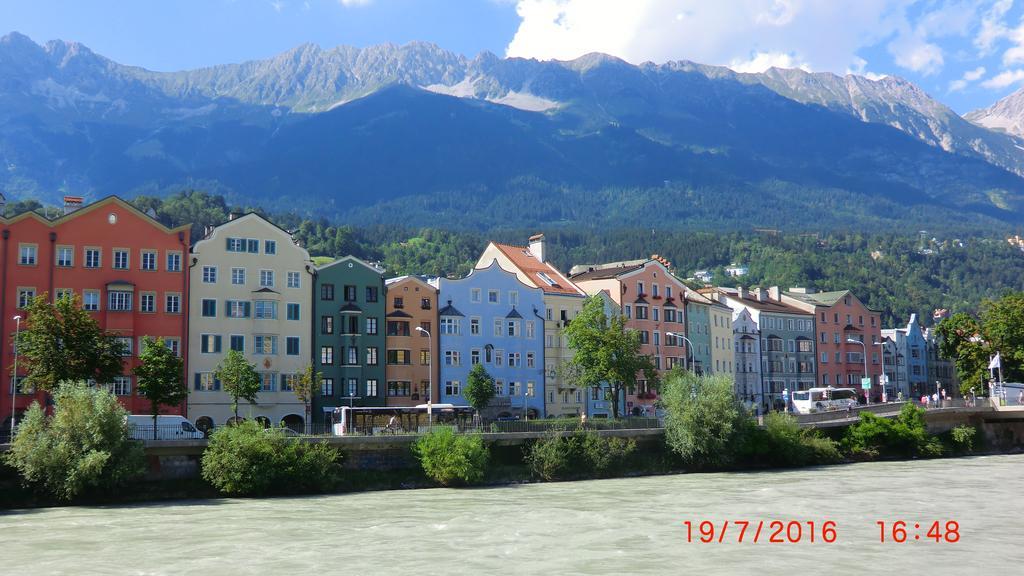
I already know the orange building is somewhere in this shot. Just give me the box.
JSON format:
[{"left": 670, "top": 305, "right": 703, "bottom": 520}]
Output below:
[
  {"left": 384, "top": 275, "right": 439, "bottom": 406},
  {"left": 1, "top": 197, "right": 190, "bottom": 430}
]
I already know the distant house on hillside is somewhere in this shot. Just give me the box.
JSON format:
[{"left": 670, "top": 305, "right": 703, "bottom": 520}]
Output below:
[
  {"left": 724, "top": 264, "right": 748, "bottom": 277},
  {"left": 693, "top": 270, "right": 713, "bottom": 283}
]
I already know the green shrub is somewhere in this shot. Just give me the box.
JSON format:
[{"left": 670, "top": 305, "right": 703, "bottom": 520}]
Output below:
[
  {"left": 4, "top": 382, "right": 145, "bottom": 501},
  {"left": 582, "top": 432, "right": 637, "bottom": 475},
  {"left": 661, "top": 371, "right": 750, "bottom": 468},
  {"left": 950, "top": 425, "right": 977, "bottom": 453},
  {"left": 412, "top": 428, "right": 489, "bottom": 486},
  {"left": 201, "top": 421, "right": 341, "bottom": 496},
  {"left": 842, "top": 403, "right": 940, "bottom": 459},
  {"left": 526, "top": 430, "right": 638, "bottom": 480}
]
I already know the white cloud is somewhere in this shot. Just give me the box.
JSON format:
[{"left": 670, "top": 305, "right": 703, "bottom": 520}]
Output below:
[
  {"left": 888, "top": 32, "right": 944, "bottom": 75},
  {"left": 847, "top": 57, "right": 888, "bottom": 80},
  {"left": 506, "top": 0, "right": 915, "bottom": 76},
  {"left": 270, "top": 0, "right": 285, "bottom": 12},
  {"left": 339, "top": 0, "right": 373, "bottom": 6},
  {"left": 982, "top": 68, "right": 1024, "bottom": 89},
  {"left": 730, "top": 51, "right": 811, "bottom": 73},
  {"left": 975, "top": 0, "right": 1012, "bottom": 55},
  {"left": 949, "top": 65, "right": 987, "bottom": 92}
]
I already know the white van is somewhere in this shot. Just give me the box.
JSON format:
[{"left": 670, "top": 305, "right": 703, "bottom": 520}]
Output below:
[{"left": 127, "top": 415, "right": 205, "bottom": 440}]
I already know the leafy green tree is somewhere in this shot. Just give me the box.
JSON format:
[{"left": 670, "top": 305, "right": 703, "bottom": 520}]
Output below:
[
  {"left": 937, "top": 312, "right": 994, "bottom": 396},
  {"left": 980, "top": 292, "right": 1024, "bottom": 382},
  {"left": 661, "top": 370, "right": 750, "bottom": 468},
  {"left": 201, "top": 420, "right": 341, "bottom": 496},
  {"left": 133, "top": 337, "right": 187, "bottom": 440},
  {"left": 463, "top": 363, "right": 496, "bottom": 422},
  {"left": 215, "top": 350, "right": 261, "bottom": 422},
  {"left": 563, "top": 296, "right": 658, "bottom": 418},
  {"left": 16, "top": 294, "right": 126, "bottom": 392},
  {"left": 4, "top": 382, "right": 145, "bottom": 500},
  {"left": 294, "top": 364, "right": 322, "bottom": 433},
  {"left": 412, "top": 427, "right": 489, "bottom": 486}
]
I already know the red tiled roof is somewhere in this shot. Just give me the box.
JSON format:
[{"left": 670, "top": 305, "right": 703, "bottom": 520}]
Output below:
[{"left": 491, "top": 242, "right": 585, "bottom": 296}]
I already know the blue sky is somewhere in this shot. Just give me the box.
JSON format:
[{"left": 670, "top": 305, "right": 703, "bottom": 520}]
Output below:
[{"left": 4, "top": 1, "right": 1024, "bottom": 113}]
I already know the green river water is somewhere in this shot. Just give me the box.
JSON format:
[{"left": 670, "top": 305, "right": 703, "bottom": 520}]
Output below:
[{"left": 2, "top": 455, "right": 1023, "bottom": 575}]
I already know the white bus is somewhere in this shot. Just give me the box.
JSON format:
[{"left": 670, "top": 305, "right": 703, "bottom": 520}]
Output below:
[{"left": 791, "top": 388, "right": 859, "bottom": 414}]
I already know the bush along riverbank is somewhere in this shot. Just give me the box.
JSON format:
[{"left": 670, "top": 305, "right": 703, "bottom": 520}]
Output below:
[{"left": 0, "top": 372, "right": 1002, "bottom": 508}]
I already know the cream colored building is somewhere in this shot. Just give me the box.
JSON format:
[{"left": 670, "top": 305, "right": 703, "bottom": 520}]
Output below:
[
  {"left": 709, "top": 300, "right": 735, "bottom": 376},
  {"left": 187, "top": 213, "right": 314, "bottom": 432},
  {"left": 476, "top": 234, "right": 588, "bottom": 417}
]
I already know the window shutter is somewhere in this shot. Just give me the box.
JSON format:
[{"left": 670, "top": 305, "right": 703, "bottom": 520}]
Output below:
[
  {"left": 193, "top": 373, "right": 201, "bottom": 390},
  {"left": 244, "top": 302, "right": 252, "bottom": 317}
]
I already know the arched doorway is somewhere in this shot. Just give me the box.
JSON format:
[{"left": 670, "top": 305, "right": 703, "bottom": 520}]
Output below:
[
  {"left": 195, "top": 416, "right": 214, "bottom": 438},
  {"left": 281, "top": 414, "right": 304, "bottom": 434},
  {"left": 254, "top": 416, "right": 271, "bottom": 428},
  {"left": 226, "top": 416, "right": 245, "bottom": 426}
]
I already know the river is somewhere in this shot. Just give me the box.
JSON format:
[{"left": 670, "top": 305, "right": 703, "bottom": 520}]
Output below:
[{"left": 2, "top": 455, "right": 1023, "bottom": 575}]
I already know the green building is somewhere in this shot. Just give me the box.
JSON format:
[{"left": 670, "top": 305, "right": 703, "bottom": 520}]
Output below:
[{"left": 312, "top": 256, "right": 387, "bottom": 425}]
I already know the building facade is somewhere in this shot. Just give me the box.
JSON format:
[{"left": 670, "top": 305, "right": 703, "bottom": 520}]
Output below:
[
  {"left": 383, "top": 275, "right": 439, "bottom": 407},
  {"left": 925, "top": 327, "right": 960, "bottom": 397},
  {"left": 782, "top": 289, "right": 882, "bottom": 402},
  {"left": 731, "top": 308, "right": 762, "bottom": 408},
  {"left": 312, "top": 256, "right": 387, "bottom": 422},
  {"left": 572, "top": 257, "right": 690, "bottom": 417},
  {"left": 436, "top": 263, "right": 546, "bottom": 418},
  {"left": 881, "top": 314, "right": 929, "bottom": 399},
  {"left": 709, "top": 299, "right": 735, "bottom": 377},
  {"left": 1, "top": 196, "right": 190, "bottom": 430},
  {"left": 187, "top": 213, "right": 312, "bottom": 432},
  {"left": 476, "top": 235, "right": 588, "bottom": 418},
  {"left": 684, "top": 293, "right": 712, "bottom": 374}
]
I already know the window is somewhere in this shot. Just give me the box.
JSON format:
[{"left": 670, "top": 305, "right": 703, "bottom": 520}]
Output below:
[
  {"left": 366, "top": 379, "right": 379, "bottom": 397},
  {"left": 419, "top": 321, "right": 430, "bottom": 336},
  {"left": 260, "top": 373, "right": 276, "bottom": 392},
  {"left": 445, "top": 381, "right": 461, "bottom": 396},
  {"left": 653, "top": 308, "right": 660, "bottom": 322},
  {"left": 507, "top": 320, "right": 519, "bottom": 337},
  {"left": 254, "top": 300, "right": 277, "bottom": 320},
  {"left": 200, "top": 334, "right": 222, "bottom": 354},
  {"left": 636, "top": 306, "right": 648, "bottom": 320},
  {"left": 527, "top": 352, "right": 535, "bottom": 368},
  {"left": 388, "top": 350, "right": 411, "bottom": 365},
  {"left": 227, "top": 300, "right": 251, "bottom": 318},
  {"left": 56, "top": 246, "right": 73, "bottom": 267},
  {"left": 798, "top": 340, "right": 813, "bottom": 352},
  {"left": 115, "top": 337, "right": 133, "bottom": 357},
  {"left": 345, "top": 316, "right": 359, "bottom": 335},
  {"left": 254, "top": 335, "right": 277, "bottom": 355},
  {"left": 508, "top": 352, "right": 521, "bottom": 367},
  {"left": 509, "top": 291, "right": 518, "bottom": 306},
  {"left": 470, "top": 317, "right": 481, "bottom": 335},
  {"left": 141, "top": 251, "right": 157, "bottom": 271},
  {"left": 259, "top": 270, "right": 274, "bottom": 288},
  {"left": 347, "top": 379, "right": 358, "bottom": 397},
  {"left": 264, "top": 240, "right": 277, "bottom": 255},
  {"left": 247, "top": 239, "right": 259, "bottom": 253},
  {"left": 366, "top": 317, "right": 378, "bottom": 335},
  {"left": 821, "top": 352, "right": 828, "bottom": 363},
  {"left": 366, "top": 347, "right": 379, "bottom": 365},
  {"left": 321, "top": 315, "right": 334, "bottom": 334},
  {"left": 440, "top": 317, "right": 460, "bottom": 335},
  {"left": 286, "top": 336, "right": 300, "bottom": 355},
  {"left": 420, "top": 350, "right": 431, "bottom": 365},
  {"left": 83, "top": 290, "right": 100, "bottom": 311},
  {"left": 201, "top": 299, "right": 217, "bottom": 317},
  {"left": 346, "top": 346, "right": 358, "bottom": 365},
  {"left": 55, "top": 288, "right": 73, "bottom": 302},
  {"left": 113, "top": 249, "right": 129, "bottom": 270},
  {"left": 420, "top": 298, "right": 431, "bottom": 310},
  {"left": 166, "top": 252, "right": 182, "bottom": 272},
  {"left": 226, "top": 238, "right": 245, "bottom": 252},
  {"left": 18, "top": 244, "right": 37, "bottom": 265},
  {"left": 527, "top": 381, "right": 535, "bottom": 397},
  {"left": 320, "top": 378, "right": 334, "bottom": 397},
  {"left": 471, "top": 349, "right": 481, "bottom": 365},
  {"left": 230, "top": 335, "right": 245, "bottom": 352},
  {"left": 652, "top": 284, "right": 659, "bottom": 298},
  {"left": 388, "top": 381, "right": 411, "bottom": 397},
  {"left": 508, "top": 382, "right": 520, "bottom": 396},
  {"left": 108, "top": 291, "right": 132, "bottom": 311},
  {"left": 85, "top": 248, "right": 101, "bottom": 268},
  {"left": 471, "top": 288, "right": 481, "bottom": 303},
  {"left": 109, "top": 376, "right": 131, "bottom": 396},
  {"left": 344, "top": 285, "right": 357, "bottom": 302},
  {"left": 321, "top": 283, "right": 334, "bottom": 300},
  {"left": 232, "top": 268, "right": 246, "bottom": 285},
  {"left": 17, "top": 288, "right": 35, "bottom": 309},
  {"left": 164, "top": 293, "right": 181, "bottom": 311},
  {"left": 281, "top": 374, "right": 299, "bottom": 392},
  {"left": 195, "top": 373, "right": 220, "bottom": 391},
  {"left": 201, "top": 266, "right": 217, "bottom": 284},
  {"left": 387, "top": 321, "right": 411, "bottom": 336},
  {"left": 444, "top": 351, "right": 461, "bottom": 366},
  {"left": 526, "top": 321, "right": 535, "bottom": 339},
  {"left": 287, "top": 303, "right": 300, "bottom": 321},
  {"left": 495, "top": 350, "right": 504, "bottom": 367},
  {"left": 287, "top": 271, "right": 300, "bottom": 288},
  {"left": 494, "top": 318, "right": 502, "bottom": 337},
  {"left": 366, "top": 286, "right": 378, "bottom": 302},
  {"left": 637, "top": 281, "right": 645, "bottom": 295},
  {"left": 488, "top": 290, "right": 499, "bottom": 303}
]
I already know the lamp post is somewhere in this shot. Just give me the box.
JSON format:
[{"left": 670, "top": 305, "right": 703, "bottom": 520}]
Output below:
[
  {"left": 415, "top": 326, "right": 432, "bottom": 427},
  {"left": 10, "top": 315, "right": 22, "bottom": 441},
  {"left": 875, "top": 340, "right": 888, "bottom": 402},
  {"left": 665, "top": 332, "right": 694, "bottom": 372},
  {"left": 847, "top": 338, "right": 869, "bottom": 405}
]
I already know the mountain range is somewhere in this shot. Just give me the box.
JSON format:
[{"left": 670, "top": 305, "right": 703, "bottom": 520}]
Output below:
[{"left": 5, "top": 31, "right": 1024, "bottom": 231}]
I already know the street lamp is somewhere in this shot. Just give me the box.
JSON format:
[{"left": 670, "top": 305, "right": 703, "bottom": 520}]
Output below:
[
  {"left": 10, "top": 315, "right": 22, "bottom": 441},
  {"left": 415, "top": 326, "right": 432, "bottom": 428},
  {"left": 874, "top": 340, "right": 888, "bottom": 402},
  {"left": 665, "top": 332, "right": 694, "bottom": 372},
  {"left": 847, "top": 338, "right": 869, "bottom": 405}
]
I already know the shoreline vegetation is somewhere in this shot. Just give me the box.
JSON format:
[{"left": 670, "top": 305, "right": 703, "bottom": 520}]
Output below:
[{"left": 1, "top": 372, "right": 1006, "bottom": 511}]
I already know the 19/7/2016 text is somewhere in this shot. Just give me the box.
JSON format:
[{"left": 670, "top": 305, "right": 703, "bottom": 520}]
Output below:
[{"left": 683, "top": 520, "right": 961, "bottom": 544}]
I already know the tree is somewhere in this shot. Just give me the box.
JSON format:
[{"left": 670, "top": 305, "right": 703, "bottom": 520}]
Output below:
[
  {"left": 661, "top": 370, "right": 750, "bottom": 468},
  {"left": 563, "top": 296, "right": 658, "bottom": 418},
  {"left": 215, "top": 350, "right": 261, "bottom": 422},
  {"left": 295, "top": 364, "right": 322, "bottom": 433},
  {"left": 463, "top": 363, "right": 496, "bottom": 422},
  {"left": 4, "top": 382, "right": 145, "bottom": 500},
  {"left": 133, "top": 337, "right": 187, "bottom": 440},
  {"left": 16, "top": 294, "right": 126, "bottom": 392},
  {"left": 980, "top": 292, "right": 1024, "bottom": 382},
  {"left": 936, "top": 313, "right": 989, "bottom": 396}
]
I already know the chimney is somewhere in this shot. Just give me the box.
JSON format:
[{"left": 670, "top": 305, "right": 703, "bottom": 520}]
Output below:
[
  {"left": 0, "top": 191, "right": 6, "bottom": 215},
  {"left": 63, "top": 196, "right": 84, "bottom": 215},
  {"left": 738, "top": 286, "right": 749, "bottom": 300},
  {"left": 528, "top": 233, "right": 545, "bottom": 263},
  {"left": 768, "top": 286, "right": 780, "bottom": 300},
  {"left": 756, "top": 288, "right": 768, "bottom": 302}
]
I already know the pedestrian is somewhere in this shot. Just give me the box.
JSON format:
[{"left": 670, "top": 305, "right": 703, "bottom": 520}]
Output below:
[
  {"left": 897, "top": 391, "right": 904, "bottom": 403},
  {"left": 1018, "top": 390, "right": 1023, "bottom": 406},
  {"left": 931, "top": 392, "right": 938, "bottom": 407},
  {"left": 580, "top": 411, "right": 587, "bottom": 427},
  {"left": 922, "top": 395, "right": 929, "bottom": 408}
]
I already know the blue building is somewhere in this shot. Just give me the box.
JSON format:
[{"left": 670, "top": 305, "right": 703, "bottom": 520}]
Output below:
[
  {"left": 436, "top": 263, "right": 546, "bottom": 418},
  {"left": 883, "top": 313, "right": 930, "bottom": 398}
]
